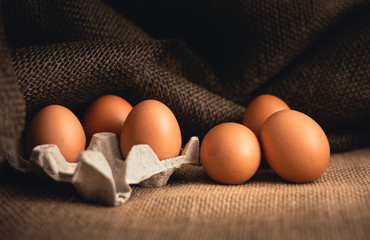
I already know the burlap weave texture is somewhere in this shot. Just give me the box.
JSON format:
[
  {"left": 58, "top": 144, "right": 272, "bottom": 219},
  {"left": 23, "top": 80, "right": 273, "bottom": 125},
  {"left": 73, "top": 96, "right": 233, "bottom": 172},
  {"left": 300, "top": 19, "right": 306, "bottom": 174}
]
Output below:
[
  {"left": 0, "top": 1, "right": 369, "bottom": 239},
  {"left": 0, "top": 148, "right": 369, "bottom": 239},
  {"left": 1, "top": 0, "right": 369, "bottom": 162}
]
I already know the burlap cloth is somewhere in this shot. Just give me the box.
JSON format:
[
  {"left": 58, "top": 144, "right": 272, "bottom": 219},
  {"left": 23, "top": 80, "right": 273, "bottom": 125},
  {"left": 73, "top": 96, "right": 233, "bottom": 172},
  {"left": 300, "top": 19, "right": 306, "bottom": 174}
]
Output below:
[
  {"left": 0, "top": 0, "right": 369, "bottom": 239},
  {"left": 0, "top": 148, "right": 369, "bottom": 239}
]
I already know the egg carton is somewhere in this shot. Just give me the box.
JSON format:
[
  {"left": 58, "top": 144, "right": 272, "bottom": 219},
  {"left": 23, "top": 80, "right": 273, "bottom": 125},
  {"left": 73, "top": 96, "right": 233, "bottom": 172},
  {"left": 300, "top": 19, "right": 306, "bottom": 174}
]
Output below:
[{"left": 8, "top": 132, "right": 200, "bottom": 206}]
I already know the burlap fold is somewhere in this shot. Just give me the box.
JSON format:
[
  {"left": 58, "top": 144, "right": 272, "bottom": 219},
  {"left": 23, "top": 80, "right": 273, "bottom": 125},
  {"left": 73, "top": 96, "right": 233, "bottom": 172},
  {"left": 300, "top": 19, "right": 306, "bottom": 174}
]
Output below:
[
  {"left": 1, "top": 0, "right": 369, "bottom": 161},
  {"left": 0, "top": 1, "right": 369, "bottom": 239}
]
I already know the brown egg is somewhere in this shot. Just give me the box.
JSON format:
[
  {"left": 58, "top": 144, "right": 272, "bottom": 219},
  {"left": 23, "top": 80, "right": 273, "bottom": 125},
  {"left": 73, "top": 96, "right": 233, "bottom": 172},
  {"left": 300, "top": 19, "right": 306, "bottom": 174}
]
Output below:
[
  {"left": 26, "top": 105, "right": 86, "bottom": 163},
  {"left": 200, "top": 122, "right": 261, "bottom": 185},
  {"left": 260, "top": 110, "right": 330, "bottom": 183},
  {"left": 83, "top": 95, "right": 132, "bottom": 141},
  {"left": 120, "top": 99, "right": 182, "bottom": 160},
  {"left": 243, "top": 94, "right": 290, "bottom": 140}
]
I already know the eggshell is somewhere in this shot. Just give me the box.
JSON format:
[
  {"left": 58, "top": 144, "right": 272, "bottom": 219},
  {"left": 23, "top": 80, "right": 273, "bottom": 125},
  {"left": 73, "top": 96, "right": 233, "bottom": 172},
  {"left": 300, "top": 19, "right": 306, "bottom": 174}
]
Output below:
[
  {"left": 25, "top": 105, "right": 86, "bottom": 163},
  {"left": 243, "top": 94, "right": 290, "bottom": 140},
  {"left": 120, "top": 99, "right": 182, "bottom": 160},
  {"left": 260, "top": 110, "right": 330, "bottom": 183},
  {"left": 83, "top": 95, "right": 132, "bottom": 141},
  {"left": 200, "top": 122, "right": 261, "bottom": 185}
]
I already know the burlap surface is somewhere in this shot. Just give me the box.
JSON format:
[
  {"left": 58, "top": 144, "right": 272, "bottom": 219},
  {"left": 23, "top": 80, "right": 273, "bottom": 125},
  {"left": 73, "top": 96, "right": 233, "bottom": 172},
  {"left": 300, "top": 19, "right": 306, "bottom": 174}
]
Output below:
[
  {"left": 0, "top": 148, "right": 369, "bottom": 239},
  {"left": 0, "top": 1, "right": 369, "bottom": 239}
]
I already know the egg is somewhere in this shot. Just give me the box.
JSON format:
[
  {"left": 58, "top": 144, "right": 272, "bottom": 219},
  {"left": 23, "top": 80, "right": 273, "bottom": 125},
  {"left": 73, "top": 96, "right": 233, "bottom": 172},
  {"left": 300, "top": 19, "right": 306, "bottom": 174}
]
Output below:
[
  {"left": 120, "top": 99, "right": 182, "bottom": 160},
  {"left": 83, "top": 95, "right": 132, "bottom": 141},
  {"left": 200, "top": 122, "right": 261, "bottom": 184},
  {"left": 243, "top": 94, "right": 290, "bottom": 140},
  {"left": 25, "top": 105, "right": 86, "bottom": 163},
  {"left": 260, "top": 110, "right": 330, "bottom": 183}
]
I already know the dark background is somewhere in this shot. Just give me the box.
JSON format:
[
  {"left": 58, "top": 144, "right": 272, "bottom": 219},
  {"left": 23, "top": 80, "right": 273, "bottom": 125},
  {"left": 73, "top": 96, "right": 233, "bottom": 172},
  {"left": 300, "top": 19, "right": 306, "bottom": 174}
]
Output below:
[{"left": 1, "top": 0, "right": 369, "bottom": 162}]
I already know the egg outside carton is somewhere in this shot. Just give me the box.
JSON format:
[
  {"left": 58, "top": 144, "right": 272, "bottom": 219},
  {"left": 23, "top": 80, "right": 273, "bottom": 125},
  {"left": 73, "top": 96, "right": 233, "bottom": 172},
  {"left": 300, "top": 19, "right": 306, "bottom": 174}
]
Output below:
[{"left": 8, "top": 132, "right": 200, "bottom": 206}]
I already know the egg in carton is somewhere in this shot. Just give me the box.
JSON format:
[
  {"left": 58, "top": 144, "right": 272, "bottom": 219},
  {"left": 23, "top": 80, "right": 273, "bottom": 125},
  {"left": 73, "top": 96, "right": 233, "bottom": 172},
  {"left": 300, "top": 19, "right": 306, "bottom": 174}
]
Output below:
[{"left": 8, "top": 132, "right": 200, "bottom": 206}]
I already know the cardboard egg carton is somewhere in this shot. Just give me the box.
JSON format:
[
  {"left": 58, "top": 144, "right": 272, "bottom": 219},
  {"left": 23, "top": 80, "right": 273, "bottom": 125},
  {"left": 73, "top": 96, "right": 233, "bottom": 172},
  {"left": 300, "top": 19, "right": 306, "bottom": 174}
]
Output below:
[{"left": 8, "top": 133, "right": 200, "bottom": 206}]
